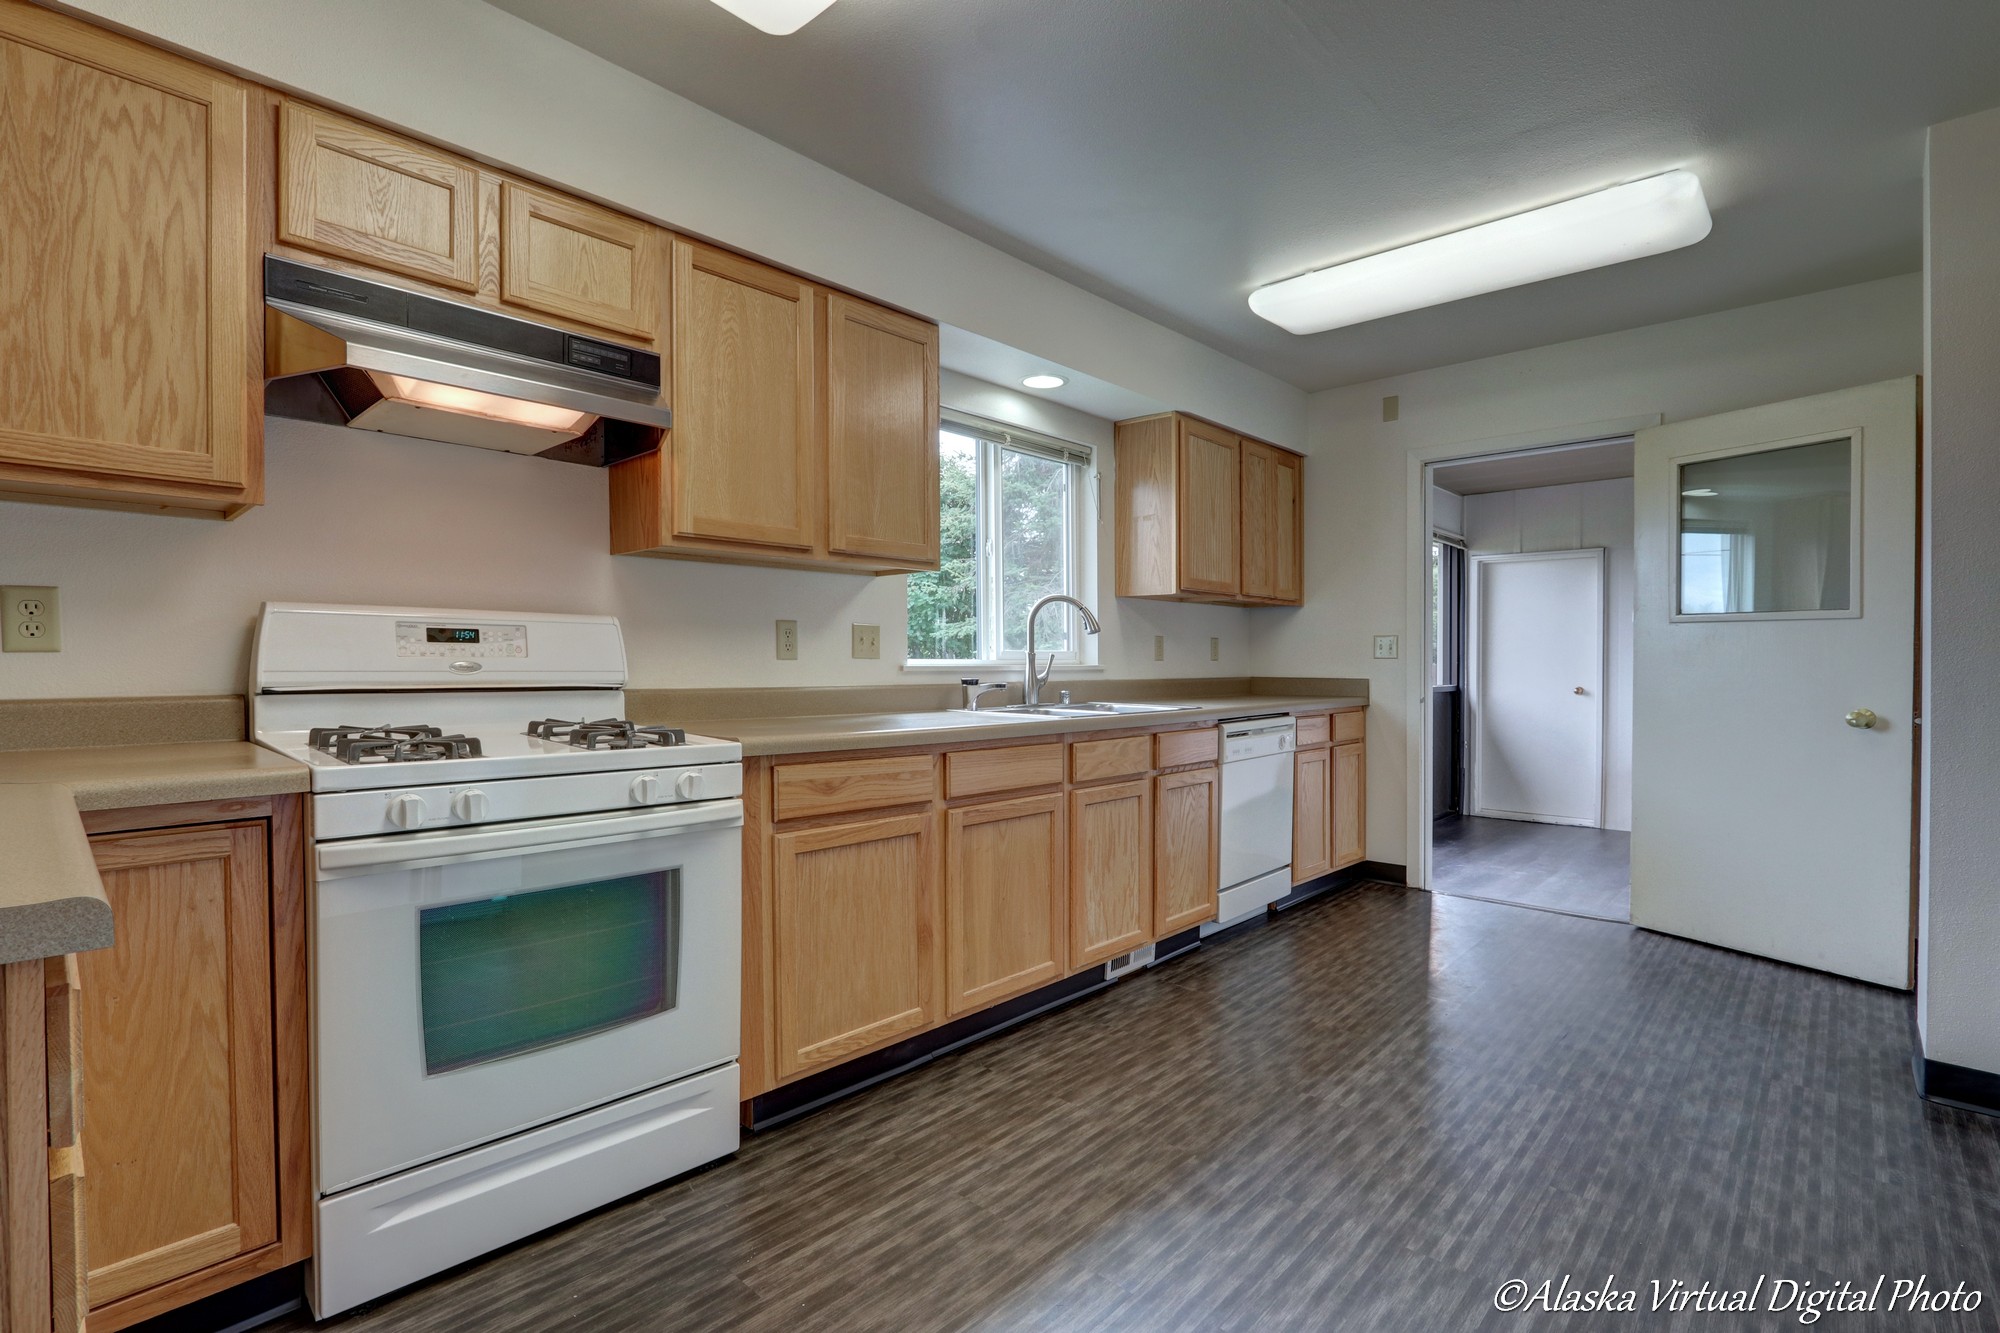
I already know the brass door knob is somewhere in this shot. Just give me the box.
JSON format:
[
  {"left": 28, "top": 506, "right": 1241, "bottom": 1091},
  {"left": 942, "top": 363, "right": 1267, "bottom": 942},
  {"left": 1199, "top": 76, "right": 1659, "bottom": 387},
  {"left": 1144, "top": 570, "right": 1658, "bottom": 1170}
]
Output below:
[
  {"left": 1573, "top": 686, "right": 1587, "bottom": 695},
  {"left": 1845, "top": 708, "right": 1878, "bottom": 729}
]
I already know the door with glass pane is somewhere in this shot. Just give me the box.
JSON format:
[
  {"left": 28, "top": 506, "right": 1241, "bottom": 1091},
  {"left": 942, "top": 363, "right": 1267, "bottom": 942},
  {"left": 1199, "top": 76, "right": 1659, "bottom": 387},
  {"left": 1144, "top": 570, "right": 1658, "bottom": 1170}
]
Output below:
[
  {"left": 314, "top": 809, "right": 741, "bottom": 1192},
  {"left": 1631, "top": 378, "right": 1917, "bottom": 987}
]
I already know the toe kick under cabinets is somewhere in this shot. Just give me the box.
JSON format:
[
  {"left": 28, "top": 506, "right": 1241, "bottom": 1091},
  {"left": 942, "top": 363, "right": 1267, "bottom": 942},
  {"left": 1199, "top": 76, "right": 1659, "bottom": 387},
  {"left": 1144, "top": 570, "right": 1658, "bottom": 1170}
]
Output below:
[{"left": 737, "top": 708, "right": 1365, "bottom": 1099}]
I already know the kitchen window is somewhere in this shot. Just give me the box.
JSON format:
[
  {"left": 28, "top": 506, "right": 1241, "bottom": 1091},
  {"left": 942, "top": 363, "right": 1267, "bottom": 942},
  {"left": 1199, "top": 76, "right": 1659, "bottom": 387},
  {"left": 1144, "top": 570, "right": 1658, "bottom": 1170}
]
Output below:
[{"left": 907, "top": 411, "right": 1093, "bottom": 667}]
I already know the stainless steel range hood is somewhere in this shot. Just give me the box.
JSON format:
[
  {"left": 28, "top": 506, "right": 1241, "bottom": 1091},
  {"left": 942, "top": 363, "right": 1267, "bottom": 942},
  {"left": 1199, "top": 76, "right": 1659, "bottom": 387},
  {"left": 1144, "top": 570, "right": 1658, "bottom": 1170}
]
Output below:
[{"left": 264, "top": 257, "right": 669, "bottom": 466}]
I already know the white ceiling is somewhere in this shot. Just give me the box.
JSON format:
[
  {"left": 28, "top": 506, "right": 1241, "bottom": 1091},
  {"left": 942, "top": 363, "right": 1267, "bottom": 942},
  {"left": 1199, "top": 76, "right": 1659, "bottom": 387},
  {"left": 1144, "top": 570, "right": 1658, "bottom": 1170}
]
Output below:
[{"left": 488, "top": 0, "right": 2000, "bottom": 392}]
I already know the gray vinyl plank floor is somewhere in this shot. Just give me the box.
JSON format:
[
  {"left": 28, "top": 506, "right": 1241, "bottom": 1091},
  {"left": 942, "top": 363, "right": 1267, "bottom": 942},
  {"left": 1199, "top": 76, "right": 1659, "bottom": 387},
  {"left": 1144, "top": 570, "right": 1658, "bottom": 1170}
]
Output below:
[
  {"left": 268, "top": 888, "right": 2000, "bottom": 1333},
  {"left": 1432, "top": 812, "right": 1631, "bottom": 921}
]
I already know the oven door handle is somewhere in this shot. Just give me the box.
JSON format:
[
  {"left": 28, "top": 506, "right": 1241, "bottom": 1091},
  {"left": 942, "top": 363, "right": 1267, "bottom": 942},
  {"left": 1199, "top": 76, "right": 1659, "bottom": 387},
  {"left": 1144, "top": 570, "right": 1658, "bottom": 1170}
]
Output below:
[{"left": 316, "top": 799, "right": 745, "bottom": 877}]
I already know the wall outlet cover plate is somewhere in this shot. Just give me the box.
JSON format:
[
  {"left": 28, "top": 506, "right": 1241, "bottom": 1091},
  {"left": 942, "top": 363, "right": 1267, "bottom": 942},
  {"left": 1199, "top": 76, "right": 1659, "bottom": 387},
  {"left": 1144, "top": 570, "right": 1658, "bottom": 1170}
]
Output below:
[{"left": 2, "top": 585, "right": 59, "bottom": 653}]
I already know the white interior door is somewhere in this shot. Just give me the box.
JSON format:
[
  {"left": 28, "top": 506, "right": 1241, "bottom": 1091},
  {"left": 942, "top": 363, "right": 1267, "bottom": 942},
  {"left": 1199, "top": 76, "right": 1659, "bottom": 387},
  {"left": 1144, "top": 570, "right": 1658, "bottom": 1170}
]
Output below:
[
  {"left": 1470, "top": 549, "right": 1606, "bottom": 826},
  {"left": 1631, "top": 377, "right": 1916, "bottom": 988}
]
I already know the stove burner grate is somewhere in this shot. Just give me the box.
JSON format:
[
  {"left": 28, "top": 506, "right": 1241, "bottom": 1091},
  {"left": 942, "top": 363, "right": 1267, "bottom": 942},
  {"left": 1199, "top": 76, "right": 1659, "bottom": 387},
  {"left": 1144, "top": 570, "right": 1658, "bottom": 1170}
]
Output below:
[
  {"left": 525, "top": 718, "right": 688, "bottom": 750},
  {"left": 309, "top": 724, "right": 483, "bottom": 764}
]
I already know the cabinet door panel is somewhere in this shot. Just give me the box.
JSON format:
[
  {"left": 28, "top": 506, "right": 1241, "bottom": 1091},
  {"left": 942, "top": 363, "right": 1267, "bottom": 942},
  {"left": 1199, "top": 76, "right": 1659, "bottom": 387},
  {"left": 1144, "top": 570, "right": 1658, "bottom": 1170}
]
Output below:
[
  {"left": 1154, "top": 767, "right": 1220, "bottom": 936},
  {"left": 278, "top": 101, "right": 478, "bottom": 292},
  {"left": 671, "top": 241, "right": 816, "bottom": 550},
  {"left": 81, "top": 824, "right": 274, "bottom": 1310},
  {"left": 1293, "top": 746, "right": 1333, "bottom": 883},
  {"left": 772, "top": 814, "right": 937, "bottom": 1078},
  {"left": 825, "top": 293, "right": 939, "bottom": 565},
  {"left": 1241, "top": 440, "right": 1303, "bottom": 604},
  {"left": 945, "top": 795, "right": 1065, "bottom": 1015},
  {"left": 1070, "top": 780, "right": 1153, "bottom": 966},
  {"left": 500, "top": 182, "right": 662, "bottom": 342},
  {"left": 1177, "top": 420, "right": 1241, "bottom": 596},
  {"left": 1332, "top": 741, "right": 1367, "bottom": 870},
  {"left": 0, "top": 9, "right": 251, "bottom": 497}
]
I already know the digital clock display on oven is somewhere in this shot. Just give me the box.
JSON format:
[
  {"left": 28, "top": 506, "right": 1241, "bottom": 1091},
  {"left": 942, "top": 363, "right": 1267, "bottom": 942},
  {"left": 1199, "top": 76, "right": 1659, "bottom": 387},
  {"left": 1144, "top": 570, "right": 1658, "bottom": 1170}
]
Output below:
[{"left": 425, "top": 627, "right": 482, "bottom": 644}]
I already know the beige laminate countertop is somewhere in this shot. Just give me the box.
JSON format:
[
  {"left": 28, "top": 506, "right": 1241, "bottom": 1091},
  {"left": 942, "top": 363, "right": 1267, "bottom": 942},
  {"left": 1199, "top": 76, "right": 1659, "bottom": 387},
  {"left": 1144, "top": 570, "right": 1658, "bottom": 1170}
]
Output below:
[
  {"left": 0, "top": 742, "right": 309, "bottom": 965},
  {"left": 670, "top": 694, "right": 1368, "bottom": 757}
]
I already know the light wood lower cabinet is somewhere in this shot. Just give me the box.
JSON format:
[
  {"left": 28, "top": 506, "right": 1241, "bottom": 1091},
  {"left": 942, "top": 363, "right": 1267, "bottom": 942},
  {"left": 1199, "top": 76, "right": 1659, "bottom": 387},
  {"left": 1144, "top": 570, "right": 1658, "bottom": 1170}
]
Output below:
[
  {"left": 1332, "top": 739, "right": 1367, "bottom": 870},
  {"left": 770, "top": 813, "right": 940, "bottom": 1081},
  {"left": 945, "top": 795, "right": 1066, "bottom": 1015},
  {"left": 1153, "top": 767, "right": 1220, "bottom": 936},
  {"left": 1293, "top": 744, "right": 1333, "bottom": 884},
  {"left": 1069, "top": 780, "right": 1153, "bottom": 967},
  {"left": 73, "top": 797, "right": 309, "bottom": 1333}
]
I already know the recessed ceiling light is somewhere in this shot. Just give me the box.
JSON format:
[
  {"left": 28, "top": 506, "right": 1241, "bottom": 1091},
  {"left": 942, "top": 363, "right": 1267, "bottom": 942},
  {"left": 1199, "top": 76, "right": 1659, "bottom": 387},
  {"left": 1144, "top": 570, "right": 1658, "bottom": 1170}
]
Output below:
[
  {"left": 1022, "top": 374, "right": 1066, "bottom": 390},
  {"left": 1681, "top": 488, "right": 1720, "bottom": 497},
  {"left": 1248, "top": 170, "right": 1712, "bottom": 335},
  {"left": 706, "top": 0, "right": 839, "bottom": 35}
]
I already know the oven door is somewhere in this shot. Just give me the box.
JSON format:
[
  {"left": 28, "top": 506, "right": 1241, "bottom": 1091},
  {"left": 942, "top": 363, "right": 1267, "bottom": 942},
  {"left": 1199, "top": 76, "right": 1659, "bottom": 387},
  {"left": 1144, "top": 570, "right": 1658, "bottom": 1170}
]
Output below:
[{"left": 313, "top": 799, "right": 742, "bottom": 1194}]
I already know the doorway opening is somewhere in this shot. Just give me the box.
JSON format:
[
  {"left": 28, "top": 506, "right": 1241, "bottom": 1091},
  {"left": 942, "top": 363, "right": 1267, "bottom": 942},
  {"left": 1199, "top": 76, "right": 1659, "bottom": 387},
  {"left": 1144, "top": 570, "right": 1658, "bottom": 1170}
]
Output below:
[{"left": 1425, "top": 438, "right": 1634, "bottom": 923}]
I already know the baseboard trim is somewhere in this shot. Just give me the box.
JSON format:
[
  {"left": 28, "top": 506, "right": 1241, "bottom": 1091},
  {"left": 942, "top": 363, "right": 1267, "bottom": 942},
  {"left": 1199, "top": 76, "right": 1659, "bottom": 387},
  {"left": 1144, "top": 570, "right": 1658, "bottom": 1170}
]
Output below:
[{"left": 1915, "top": 1051, "right": 2000, "bottom": 1119}]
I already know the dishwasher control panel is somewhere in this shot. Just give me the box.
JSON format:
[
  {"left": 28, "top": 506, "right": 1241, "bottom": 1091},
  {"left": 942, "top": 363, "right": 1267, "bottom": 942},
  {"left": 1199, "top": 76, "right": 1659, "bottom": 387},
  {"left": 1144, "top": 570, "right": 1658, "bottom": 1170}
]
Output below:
[{"left": 1221, "top": 715, "right": 1296, "bottom": 762}]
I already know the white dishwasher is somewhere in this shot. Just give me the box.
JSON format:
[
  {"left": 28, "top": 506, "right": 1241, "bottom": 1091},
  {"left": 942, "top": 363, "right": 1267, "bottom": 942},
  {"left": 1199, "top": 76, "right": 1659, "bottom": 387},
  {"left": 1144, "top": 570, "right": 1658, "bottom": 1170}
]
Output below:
[{"left": 1205, "top": 714, "right": 1297, "bottom": 933}]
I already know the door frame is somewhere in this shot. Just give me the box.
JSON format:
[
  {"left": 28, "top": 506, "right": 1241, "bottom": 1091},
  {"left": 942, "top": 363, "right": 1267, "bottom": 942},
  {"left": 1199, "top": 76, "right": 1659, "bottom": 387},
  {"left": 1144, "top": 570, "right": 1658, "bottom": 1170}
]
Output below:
[
  {"left": 1407, "top": 415, "right": 1660, "bottom": 889},
  {"left": 1466, "top": 548, "right": 1607, "bottom": 828}
]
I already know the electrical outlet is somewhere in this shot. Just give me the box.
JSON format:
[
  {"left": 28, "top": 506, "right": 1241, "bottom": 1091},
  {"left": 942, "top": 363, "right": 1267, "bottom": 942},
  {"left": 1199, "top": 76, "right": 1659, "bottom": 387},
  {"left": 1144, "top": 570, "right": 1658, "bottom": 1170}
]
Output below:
[
  {"left": 1153, "top": 635, "right": 1165, "bottom": 662},
  {"left": 1374, "top": 634, "right": 1399, "bottom": 660},
  {"left": 850, "top": 624, "right": 880, "bottom": 660},
  {"left": 1209, "top": 636, "right": 1221, "bottom": 663},
  {"left": 775, "top": 620, "right": 798, "bottom": 661},
  {"left": 2, "top": 586, "right": 59, "bottom": 653}
]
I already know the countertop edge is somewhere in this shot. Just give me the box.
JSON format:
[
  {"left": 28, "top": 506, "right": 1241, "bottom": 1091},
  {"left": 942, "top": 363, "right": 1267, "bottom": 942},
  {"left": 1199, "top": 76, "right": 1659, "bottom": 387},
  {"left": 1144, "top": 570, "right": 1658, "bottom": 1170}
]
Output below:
[{"left": 0, "top": 784, "right": 114, "bottom": 965}]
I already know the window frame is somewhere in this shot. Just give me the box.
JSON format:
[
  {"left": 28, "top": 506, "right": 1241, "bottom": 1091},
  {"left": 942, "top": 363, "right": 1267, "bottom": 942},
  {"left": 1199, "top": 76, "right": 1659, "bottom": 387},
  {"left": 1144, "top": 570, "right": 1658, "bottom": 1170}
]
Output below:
[{"left": 905, "top": 409, "right": 1096, "bottom": 671}]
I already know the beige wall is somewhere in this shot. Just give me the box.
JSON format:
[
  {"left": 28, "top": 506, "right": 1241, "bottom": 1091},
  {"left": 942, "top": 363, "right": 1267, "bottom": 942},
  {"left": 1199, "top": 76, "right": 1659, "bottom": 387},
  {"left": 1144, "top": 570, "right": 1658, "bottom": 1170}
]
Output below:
[
  {"left": 1253, "top": 273, "right": 1923, "bottom": 872},
  {"left": 0, "top": 371, "right": 1249, "bottom": 700},
  {"left": 1919, "top": 107, "right": 2000, "bottom": 1077}
]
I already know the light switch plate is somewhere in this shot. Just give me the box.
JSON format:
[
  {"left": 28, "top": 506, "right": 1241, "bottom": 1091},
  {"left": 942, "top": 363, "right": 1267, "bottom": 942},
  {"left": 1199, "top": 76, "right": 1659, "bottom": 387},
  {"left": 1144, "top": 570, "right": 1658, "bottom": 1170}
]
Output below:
[
  {"left": 775, "top": 620, "right": 798, "bottom": 661},
  {"left": 2, "top": 586, "right": 59, "bottom": 652},
  {"left": 1373, "top": 634, "right": 1399, "bottom": 660},
  {"left": 1153, "top": 635, "right": 1165, "bottom": 662},
  {"left": 1209, "top": 636, "right": 1220, "bottom": 662},
  {"left": 851, "top": 624, "right": 880, "bottom": 659}
]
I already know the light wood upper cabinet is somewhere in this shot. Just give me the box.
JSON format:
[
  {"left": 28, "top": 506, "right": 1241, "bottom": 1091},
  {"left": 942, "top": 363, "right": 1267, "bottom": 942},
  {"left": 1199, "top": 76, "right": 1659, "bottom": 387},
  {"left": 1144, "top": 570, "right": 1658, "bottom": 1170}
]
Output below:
[
  {"left": 1241, "top": 439, "right": 1303, "bottom": 603},
  {"left": 824, "top": 293, "right": 941, "bottom": 565},
  {"left": 1332, "top": 738, "right": 1367, "bottom": 871},
  {"left": 1115, "top": 412, "right": 1303, "bottom": 606},
  {"left": 0, "top": 3, "right": 257, "bottom": 516},
  {"left": 500, "top": 181, "right": 663, "bottom": 341},
  {"left": 770, "top": 813, "right": 939, "bottom": 1080},
  {"left": 668, "top": 240, "right": 817, "bottom": 551},
  {"left": 81, "top": 824, "right": 276, "bottom": 1319},
  {"left": 945, "top": 795, "right": 1066, "bottom": 1015},
  {"left": 1154, "top": 766, "right": 1220, "bottom": 936},
  {"left": 1069, "top": 780, "right": 1154, "bottom": 967},
  {"left": 278, "top": 100, "right": 480, "bottom": 292},
  {"left": 1293, "top": 744, "right": 1333, "bottom": 884}
]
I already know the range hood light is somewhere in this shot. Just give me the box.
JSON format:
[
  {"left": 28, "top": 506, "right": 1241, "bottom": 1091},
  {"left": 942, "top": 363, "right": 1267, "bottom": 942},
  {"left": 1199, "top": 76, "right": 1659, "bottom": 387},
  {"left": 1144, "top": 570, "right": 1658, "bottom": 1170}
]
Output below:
[
  {"left": 371, "top": 375, "right": 592, "bottom": 433},
  {"left": 1249, "top": 170, "right": 1712, "bottom": 335},
  {"left": 707, "top": 0, "right": 840, "bottom": 34}
]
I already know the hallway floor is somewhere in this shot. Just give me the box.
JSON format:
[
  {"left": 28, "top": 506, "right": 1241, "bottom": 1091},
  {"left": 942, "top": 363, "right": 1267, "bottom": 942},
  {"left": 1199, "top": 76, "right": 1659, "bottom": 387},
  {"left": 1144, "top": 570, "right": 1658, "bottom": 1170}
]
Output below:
[
  {"left": 1432, "top": 813, "right": 1631, "bottom": 921},
  {"left": 267, "top": 887, "right": 2000, "bottom": 1332}
]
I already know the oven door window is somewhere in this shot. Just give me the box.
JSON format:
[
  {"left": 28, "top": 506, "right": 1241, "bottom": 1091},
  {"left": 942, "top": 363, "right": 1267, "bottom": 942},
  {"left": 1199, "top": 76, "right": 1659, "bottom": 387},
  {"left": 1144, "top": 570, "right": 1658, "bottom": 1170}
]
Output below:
[{"left": 418, "top": 870, "right": 679, "bottom": 1075}]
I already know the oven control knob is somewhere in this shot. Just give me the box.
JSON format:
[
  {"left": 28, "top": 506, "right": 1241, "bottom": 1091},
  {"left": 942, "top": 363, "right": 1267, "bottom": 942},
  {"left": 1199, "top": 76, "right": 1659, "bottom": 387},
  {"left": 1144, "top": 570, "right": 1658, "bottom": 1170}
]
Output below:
[
  {"left": 388, "top": 794, "right": 428, "bottom": 829},
  {"left": 631, "top": 775, "right": 661, "bottom": 805},
  {"left": 452, "top": 790, "right": 490, "bottom": 822},
  {"left": 675, "top": 771, "right": 704, "bottom": 800}
]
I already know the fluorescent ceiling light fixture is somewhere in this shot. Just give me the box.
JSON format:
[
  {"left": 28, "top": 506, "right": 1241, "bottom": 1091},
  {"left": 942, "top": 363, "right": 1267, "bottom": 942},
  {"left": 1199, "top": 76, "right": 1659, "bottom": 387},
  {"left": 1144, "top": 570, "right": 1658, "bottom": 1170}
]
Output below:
[
  {"left": 1248, "top": 170, "right": 1712, "bottom": 335},
  {"left": 707, "top": 0, "right": 840, "bottom": 35},
  {"left": 1681, "top": 487, "right": 1720, "bottom": 497},
  {"left": 1022, "top": 374, "right": 1067, "bottom": 390}
]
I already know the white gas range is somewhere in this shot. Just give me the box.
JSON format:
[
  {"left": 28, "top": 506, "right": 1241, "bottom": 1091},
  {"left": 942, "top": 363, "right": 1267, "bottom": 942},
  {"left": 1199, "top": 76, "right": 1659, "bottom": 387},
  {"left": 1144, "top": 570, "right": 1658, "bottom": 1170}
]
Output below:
[{"left": 250, "top": 603, "right": 743, "bottom": 1317}]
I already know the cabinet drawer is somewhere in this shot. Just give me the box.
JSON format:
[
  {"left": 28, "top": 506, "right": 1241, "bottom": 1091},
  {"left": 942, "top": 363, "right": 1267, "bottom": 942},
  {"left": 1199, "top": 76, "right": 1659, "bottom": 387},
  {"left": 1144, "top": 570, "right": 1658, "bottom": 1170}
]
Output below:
[
  {"left": 1154, "top": 727, "right": 1220, "bottom": 770},
  {"left": 1070, "top": 735, "right": 1152, "bottom": 785},
  {"left": 945, "top": 744, "right": 1064, "bottom": 800},
  {"left": 1294, "top": 714, "right": 1330, "bottom": 747},
  {"left": 773, "top": 754, "right": 936, "bottom": 821},
  {"left": 1333, "top": 710, "right": 1366, "bottom": 744}
]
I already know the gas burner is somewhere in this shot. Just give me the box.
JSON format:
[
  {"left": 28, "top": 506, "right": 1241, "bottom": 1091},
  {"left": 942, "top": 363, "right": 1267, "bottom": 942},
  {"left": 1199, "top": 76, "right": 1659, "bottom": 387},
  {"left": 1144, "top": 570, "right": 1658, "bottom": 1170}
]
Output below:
[
  {"left": 525, "top": 718, "right": 688, "bottom": 750},
  {"left": 310, "top": 724, "right": 483, "bottom": 764}
]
